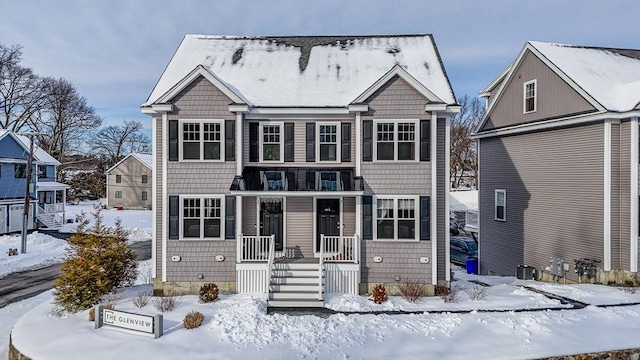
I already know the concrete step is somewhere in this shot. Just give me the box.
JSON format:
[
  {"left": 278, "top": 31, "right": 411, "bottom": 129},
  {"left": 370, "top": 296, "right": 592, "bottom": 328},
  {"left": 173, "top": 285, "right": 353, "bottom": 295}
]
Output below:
[
  {"left": 267, "top": 299, "right": 324, "bottom": 308},
  {"left": 270, "top": 284, "right": 320, "bottom": 292},
  {"left": 271, "top": 276, "right": 319, "bottom": 285},
  {"left": 270, "top": 291, "right": 321, "bottom": 300}
]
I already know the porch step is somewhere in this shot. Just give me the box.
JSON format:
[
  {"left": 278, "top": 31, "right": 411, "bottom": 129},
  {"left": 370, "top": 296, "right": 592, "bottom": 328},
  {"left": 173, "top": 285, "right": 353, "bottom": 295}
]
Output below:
[
  {"left": 273, "top": 262, "right": 319, "bottom": 270},
  {"left": 270, "top": 284, "right": 321, "bottom": 292},
  {"left": 271, "top": 276, "right": 319, "bottom": 285},
  {"left": 272, "top": 269, "right": 321, "bottom": 278},
  {"left": 267, "top": 299, "right": 324, "bottom": 308},
  {"left": 270, "top": 291, "right": 320, "bottom": 300}
]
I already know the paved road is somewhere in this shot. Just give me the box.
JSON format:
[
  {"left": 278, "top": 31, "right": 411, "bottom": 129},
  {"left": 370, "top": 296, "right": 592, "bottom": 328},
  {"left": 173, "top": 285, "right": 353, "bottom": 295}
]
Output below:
[{"left": 0, "top": 236, "right": 151, "bottom": 308}]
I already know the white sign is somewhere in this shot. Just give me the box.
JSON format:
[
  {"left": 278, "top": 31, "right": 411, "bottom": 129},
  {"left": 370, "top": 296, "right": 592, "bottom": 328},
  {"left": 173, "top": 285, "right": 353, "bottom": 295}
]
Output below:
[{"left": 103, "top": 309, "right": 154, "bottom": 333}]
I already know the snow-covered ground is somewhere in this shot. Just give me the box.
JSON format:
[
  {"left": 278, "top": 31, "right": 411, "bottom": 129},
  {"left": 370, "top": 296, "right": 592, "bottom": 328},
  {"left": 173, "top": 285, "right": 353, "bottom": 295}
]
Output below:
[
  {"left": 450, "top": 190, "right": 478, "bottom": 212},
  {"left": 0, "top": 200, "right": 151, "bottom": 278},
  {"left": 2, "top": 199, "right": 640, "bottom": 359},
  {"left": 3, "top": 264, "right": 640, "bottom": 360}
]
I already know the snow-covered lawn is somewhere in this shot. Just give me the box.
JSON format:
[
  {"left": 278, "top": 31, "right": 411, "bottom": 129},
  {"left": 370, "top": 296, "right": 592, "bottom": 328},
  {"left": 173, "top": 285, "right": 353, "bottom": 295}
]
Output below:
[
  {"left": 0, "top": 201, "right": 151, "bottom": 278},
  {"left": 2, "top": 262, "right": 640, "bottom": 360}
]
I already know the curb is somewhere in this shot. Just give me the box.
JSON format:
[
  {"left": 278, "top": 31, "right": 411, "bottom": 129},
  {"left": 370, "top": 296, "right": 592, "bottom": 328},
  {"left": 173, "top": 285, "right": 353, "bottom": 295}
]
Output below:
[{"left": 8, "top": 333, "right": 32, "bottom": 360}]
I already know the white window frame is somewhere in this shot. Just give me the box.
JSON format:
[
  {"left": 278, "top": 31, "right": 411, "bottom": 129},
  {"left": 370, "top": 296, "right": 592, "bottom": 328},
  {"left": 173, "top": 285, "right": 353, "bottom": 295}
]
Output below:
[
  {"left": 259, "top": 121, "right": 284, "bottom": 163},
  {"left": 495, "top": 189, "right": 506, "bottom": 221},
  {"left": 523, "top": 79, "right": 537, "bottom": 114},
  {"left": 180, "top": 195, "right": 225, "bottom": 240},
  {"left": 178, "top": 119, "right": 225, "bottom": 162},
  {"left": 316, "top": 122, "right": 341, "bottom": 163},
  {"left": 115, "top": 191, "right": 122, "bottom": 199},
  {"left": 373, "top": 195, "right": 419, "bottom": 242},
  {"left": 373, "top": 119, "right": 419, "bottom": 162}
]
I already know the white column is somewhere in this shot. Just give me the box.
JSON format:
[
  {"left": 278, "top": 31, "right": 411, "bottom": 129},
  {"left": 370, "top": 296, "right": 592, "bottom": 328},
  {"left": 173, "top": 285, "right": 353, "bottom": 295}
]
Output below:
[
  {"left": 151, "top": 116, "right": 158, "bottom": 279},
  {"left": 445, "top": 115, "right": 451, "bottom": 282},
  {"left": 631, "top": 117, "right": 638, "bottom": 272},
  {"left": 431, "top": 111, "right": 438, "bottom": 285},
  {"left": 236, "top": 112, "right": 243, "bottom": 176},
  {"left": 355, "top": 112, "right": 362, "bottom": 177},
  {"left": 603, "top": 119, "right": 612, "bottom": 271},
  {"left": 161, "top": 113, "right": 168, "bottom": 281},
  {"left": 62, "top": 189, "right": 66, "bottom": 223}
]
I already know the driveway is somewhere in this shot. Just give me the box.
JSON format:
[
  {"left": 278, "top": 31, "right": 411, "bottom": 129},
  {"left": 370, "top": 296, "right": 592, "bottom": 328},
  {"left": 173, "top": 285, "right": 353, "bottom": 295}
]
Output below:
[{"left": 0, "top": 233, "right": 151, "bottom": 308}]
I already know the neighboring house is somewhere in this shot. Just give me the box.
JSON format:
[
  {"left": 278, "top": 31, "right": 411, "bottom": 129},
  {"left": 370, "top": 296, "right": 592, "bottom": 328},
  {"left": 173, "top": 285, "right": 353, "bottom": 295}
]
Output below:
[
  {"left": 105, "top": 153, "right": 153, "bottom": 209},
  {"left": 0, "top": 130, "right": 69, "bottom": 234},
  {"left": 142, "top": 34, "right": 459, "bottom": 306},
  {"left": 474, "top": 42, "right": 640, "bottom": 283}
]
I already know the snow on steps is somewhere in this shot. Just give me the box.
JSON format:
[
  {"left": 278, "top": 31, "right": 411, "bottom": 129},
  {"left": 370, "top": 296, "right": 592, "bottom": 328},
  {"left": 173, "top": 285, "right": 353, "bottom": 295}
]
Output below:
[{"left": 268, "top": 261, "right": 324, "bottom": 308}]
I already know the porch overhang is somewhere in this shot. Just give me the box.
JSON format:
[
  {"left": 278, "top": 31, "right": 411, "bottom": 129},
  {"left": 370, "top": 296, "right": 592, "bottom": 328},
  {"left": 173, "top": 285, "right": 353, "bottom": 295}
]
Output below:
[
  {"left": 36, "top": 181, "right": 70, "bottom": 191},
  {"left": 230, "top": 190, "right": 364, "bottom": 197}
]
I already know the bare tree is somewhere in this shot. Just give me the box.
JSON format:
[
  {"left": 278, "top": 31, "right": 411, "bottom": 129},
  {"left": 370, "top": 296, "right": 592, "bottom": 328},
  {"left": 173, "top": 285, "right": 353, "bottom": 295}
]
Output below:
[
  {"left": 0, "top": 44, "right": 48, "bottom": 131},
  {"left": 450, "top": 95, "right": 484, "bottom": 189},
  {"left": 32, "top": 77, "right": 102, "bottom": 167},
  {"left": 91, "top": 120, "right": 149, "bottom": 164}
]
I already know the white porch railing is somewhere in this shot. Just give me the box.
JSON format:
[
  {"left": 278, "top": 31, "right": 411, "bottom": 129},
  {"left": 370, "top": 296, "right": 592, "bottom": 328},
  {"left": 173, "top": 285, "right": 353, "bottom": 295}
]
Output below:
[
  {"left": 37, "top": 205, "right": 64, "bottom": 228},
  {"left": 319, "top": 235, "right": 325, "bottom": 300},
  {"left": 464, "top": 210, "right": 479, "bottom": 233},
  {"left": 265, "top": 236, "right": 275, "bottom": 300},
  {"left": 237, "top": 235, "right": 276, "bottom": 262},
  {"left": 44, "top": 203, "right": 65, "bottom": 213},
  {"left": 321, "top": 235, "right": 359, "bottom": 263}
]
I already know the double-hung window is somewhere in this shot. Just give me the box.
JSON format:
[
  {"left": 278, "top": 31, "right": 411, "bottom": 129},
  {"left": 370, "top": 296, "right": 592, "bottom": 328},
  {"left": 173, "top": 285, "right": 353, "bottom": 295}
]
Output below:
[
  {"left": 115, "top": 175, "right": 122, "bottom": 183},
  {"left": 142, "top": 191, "right": 148, "bottom": 201},
  {"left": 182, "top": 196, "right": 223, "bottom": 239},
  {"left": 142, "top": 175, "right": 148, "bottom": 184},
  {"left": 180, "top": 120, "right": 223, "bottom": 161},
  {"left": 374, "top": 120, "right": 418, "bottom": 161},
  {"left": 260, "top": 122, "right": 283, "bottom": 162},
  {"left": 317, "top": 123, "right": 340, "bottom": 162},
  {"left": 523, "top": 80, "right": 537, "bottom": 113},
  {"left": 38, "top": 165, "right": 47, "bottom": 178},
  {"left": 495, "top": 189, "right": 506, "bottom": 221},
  {"left": 375, "top": 197, "right": 418, "bottom": 241},
  {"left": 115, "top": 191, "right": 122, "bottom": 198}
]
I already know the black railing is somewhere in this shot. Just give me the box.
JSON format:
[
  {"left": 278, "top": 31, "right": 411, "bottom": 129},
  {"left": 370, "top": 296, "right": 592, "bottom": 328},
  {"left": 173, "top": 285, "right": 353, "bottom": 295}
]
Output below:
[{"left": 230, "top": 167, "right": 363, "bottom": 192}]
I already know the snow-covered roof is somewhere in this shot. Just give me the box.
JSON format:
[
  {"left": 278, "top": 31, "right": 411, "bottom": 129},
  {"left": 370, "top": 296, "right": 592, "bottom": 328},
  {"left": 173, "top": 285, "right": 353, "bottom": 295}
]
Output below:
[
  {"left": 0, "top": 130, "right": 61, "bottom": 165},
  {"left": 144, "top": 34, "right": 457, "bottom": 107},
  {"left": 36, "top": 181, "right": 70, "bottom": 190},
  {"left": 529, "top": 42, "right": 640, "bottom": 112},
  {"left": 105, "top": 153, "right": 152, "bottom": 173}
]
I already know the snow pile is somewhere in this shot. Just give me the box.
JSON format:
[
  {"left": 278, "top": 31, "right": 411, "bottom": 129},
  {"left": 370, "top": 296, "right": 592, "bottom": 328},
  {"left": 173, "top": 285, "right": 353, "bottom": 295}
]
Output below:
[
  {"left": 0, "top": 232, "right": 69, "bottom": 278},
  {"left": 450, "top": 190, "right": 478, "bottom": 211}
]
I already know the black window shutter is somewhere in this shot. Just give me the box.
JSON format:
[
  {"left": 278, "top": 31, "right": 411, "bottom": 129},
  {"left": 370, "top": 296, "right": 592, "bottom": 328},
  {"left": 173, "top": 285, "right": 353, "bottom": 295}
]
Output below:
[
  {"left": 341, "top": 122, "right": 351, "bottom": 162},
  {"left": 169, "top": 120, "right": 178, "bottom": 161},
  {"left": 225, "top": 196, "right": 236, "bottom": 239},
  {"left": 420, "top": 196, "right": 430, "bottom": 240},
  {"left": 306, "top": 122, "right": 315, "bottom": 162},
  {"left": 363, "top": 195, "right": 372, "bottom": 240},
  {"left": 420, "top": 120, "right": 430, "bottom": 162},
  {"left": 169, "top": 195, "right": 179, "bottom": 239},
  {"left": 249, "top": 122, "right": 258, "bottom": 162},
  {"left": 284, "top": 122, "right": 294, "bottom": 162},
  {"left": 362, "top": 120, "right": 372, "bottom": 162},
  {"left": 225, "top": 120, "right": 235, "bottom": 161}
]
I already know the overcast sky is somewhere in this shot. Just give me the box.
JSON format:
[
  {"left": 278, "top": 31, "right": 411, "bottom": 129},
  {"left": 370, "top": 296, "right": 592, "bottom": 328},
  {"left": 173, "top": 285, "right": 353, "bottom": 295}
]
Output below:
[{"left": 1, "top": 0, "right": 639, "bottom": 131}]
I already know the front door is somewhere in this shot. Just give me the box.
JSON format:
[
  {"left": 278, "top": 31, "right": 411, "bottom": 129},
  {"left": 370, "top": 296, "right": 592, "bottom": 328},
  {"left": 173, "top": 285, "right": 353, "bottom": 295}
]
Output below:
[
  {"left": 316, "top": 198, "right": 340, "bottom": 252},
  {"left": 260, "top": 199, "right": 283, "bottom": 251}
]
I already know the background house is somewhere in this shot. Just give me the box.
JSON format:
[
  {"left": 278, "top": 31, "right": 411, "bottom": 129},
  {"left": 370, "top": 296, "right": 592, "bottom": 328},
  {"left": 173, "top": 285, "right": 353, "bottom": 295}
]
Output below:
[
  {"left": 105, "top": 153, "right": 152, "bottom": 209},
  {"left": 475, "top": 42, "right": 640, "bottom": 284},
  {"left": 0, "top": 130, "right": 69, "bottom": 234},
  {"left": 142, "top": 34, "right": 459, "bottom": 306}
]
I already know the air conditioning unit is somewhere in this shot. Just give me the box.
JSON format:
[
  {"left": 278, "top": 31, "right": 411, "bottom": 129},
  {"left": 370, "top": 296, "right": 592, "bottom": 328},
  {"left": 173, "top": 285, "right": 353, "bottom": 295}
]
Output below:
[{"left": 516, "top": 265, "right": 537, "bottom": 280}]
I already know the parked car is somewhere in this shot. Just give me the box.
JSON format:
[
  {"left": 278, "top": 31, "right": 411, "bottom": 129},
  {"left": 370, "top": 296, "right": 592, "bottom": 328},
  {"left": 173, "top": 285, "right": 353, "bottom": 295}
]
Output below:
[
  {"left": 450, "top": 212, "right": 460, "bottom": 236},
  {"left": 450, "top": 237, "right": 478, "bottom": 265}
]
